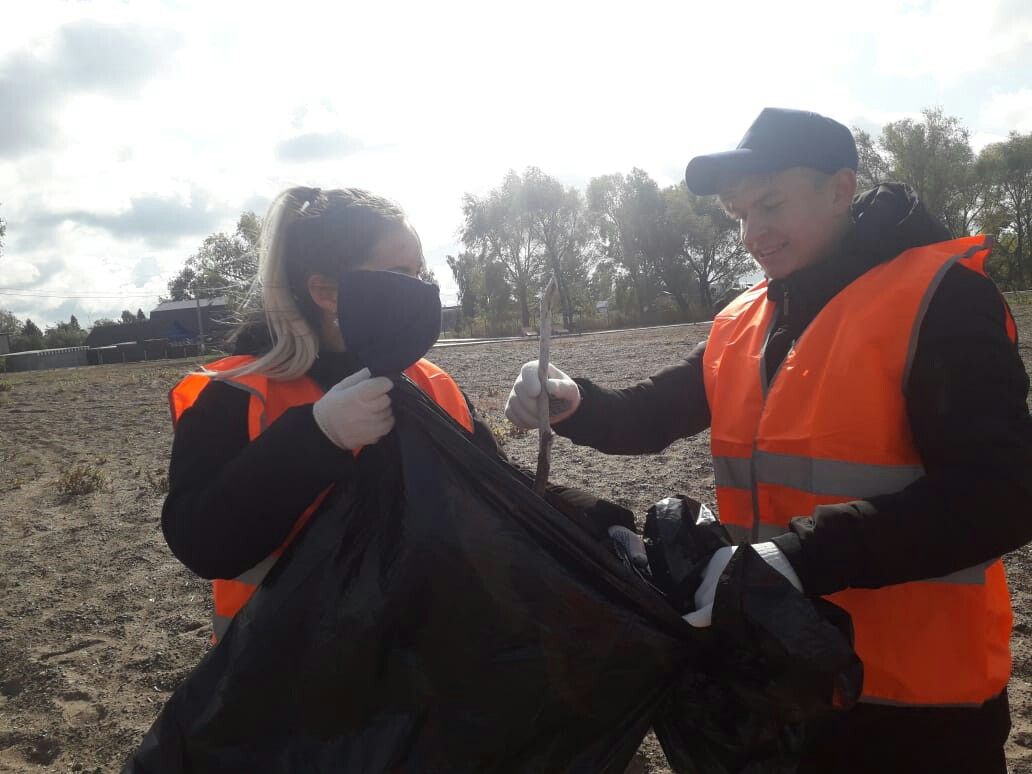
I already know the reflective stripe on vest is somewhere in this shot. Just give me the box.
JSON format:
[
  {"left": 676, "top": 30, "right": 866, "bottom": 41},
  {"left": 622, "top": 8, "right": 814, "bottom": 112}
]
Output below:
[
  {"left": 169, "top": 355, "right": 474, "bottom": 643},
  {"left": 703, "top": 236, "right": 1015, "bottom": 707}
]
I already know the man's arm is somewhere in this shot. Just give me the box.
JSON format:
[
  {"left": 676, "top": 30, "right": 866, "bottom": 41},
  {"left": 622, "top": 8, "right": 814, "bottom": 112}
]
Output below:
[
  {"left": 775, "top": 265, "right": 1032, "bottom": 595},
  {"left": 552, "top": 340, "right": 711, "bottom": 454}
]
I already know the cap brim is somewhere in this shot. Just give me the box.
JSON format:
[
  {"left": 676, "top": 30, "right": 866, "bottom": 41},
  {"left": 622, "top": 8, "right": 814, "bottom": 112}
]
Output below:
[{"left": 684, "top": 149, "right": 782, "bottom": 196}]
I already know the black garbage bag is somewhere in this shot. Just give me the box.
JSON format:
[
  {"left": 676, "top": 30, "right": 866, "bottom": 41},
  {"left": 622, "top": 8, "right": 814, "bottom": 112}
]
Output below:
[
  {"left": 127, "top": 383, "right": 861, "bottom": 773},
  {"left": 643, "top": 496, "right": 863, "bottom": 773}
]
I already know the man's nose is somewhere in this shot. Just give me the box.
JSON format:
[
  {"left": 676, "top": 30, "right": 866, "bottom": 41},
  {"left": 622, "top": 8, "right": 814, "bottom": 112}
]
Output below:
[{"left": 742, "top": 217, "right": 766, "bottom": 252}]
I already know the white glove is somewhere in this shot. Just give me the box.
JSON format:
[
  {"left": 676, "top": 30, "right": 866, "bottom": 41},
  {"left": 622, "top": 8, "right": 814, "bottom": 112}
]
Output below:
[
  {"left": 312, "top": 367, "right": 395, "bottom": 451},
  {"left": 608, "top": 526, "right": 649, "bottom": 570},
  {"left": 504, "top": 360, "right": 582, "bottom": 429},
  {"left": 683, "top": 542, "right": 803, "bottom": 628}
]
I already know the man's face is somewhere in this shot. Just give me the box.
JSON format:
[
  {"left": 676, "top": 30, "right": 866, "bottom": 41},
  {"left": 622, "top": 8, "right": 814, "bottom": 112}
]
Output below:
[{"left": 721, "top": 167, "right": 854, "bottom": 280}]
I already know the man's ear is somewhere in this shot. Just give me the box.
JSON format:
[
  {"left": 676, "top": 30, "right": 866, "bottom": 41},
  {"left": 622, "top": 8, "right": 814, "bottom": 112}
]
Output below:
[
  {"left": 306, "top": 274, "right": 338, "bottom": 315},
  {"left": 831, "top": 168, "right": 858, "bottom": 209}
]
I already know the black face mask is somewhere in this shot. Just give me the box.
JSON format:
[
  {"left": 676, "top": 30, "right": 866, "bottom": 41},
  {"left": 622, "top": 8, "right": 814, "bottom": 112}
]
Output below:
[{"left": 336, "top": 270, "right": 442, "bottom": 377}]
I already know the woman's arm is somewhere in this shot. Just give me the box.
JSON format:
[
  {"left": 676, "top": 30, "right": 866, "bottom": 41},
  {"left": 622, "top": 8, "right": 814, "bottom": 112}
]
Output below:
[{"left": 162, "top": 381, "right": 355, "bottom": 579}]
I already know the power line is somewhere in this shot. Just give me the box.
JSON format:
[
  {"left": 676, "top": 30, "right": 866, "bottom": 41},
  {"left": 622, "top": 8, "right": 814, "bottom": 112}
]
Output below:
[
  {"left": 0, "top": 284, "right": 241, "bottom": 300},
  {"left": 0, "top": 290, "right": 162, "bottom": 299}
]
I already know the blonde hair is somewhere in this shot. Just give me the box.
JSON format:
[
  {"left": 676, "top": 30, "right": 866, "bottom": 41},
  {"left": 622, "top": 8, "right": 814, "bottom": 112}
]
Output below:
[{"left": 211, "top": 186, "right": 414, "bottom": 382}]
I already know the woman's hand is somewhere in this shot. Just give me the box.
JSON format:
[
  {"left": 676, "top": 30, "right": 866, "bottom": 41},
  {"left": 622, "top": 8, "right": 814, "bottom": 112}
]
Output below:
[{"left": 312, "top": 368, "right": 395, "bottom": 450}]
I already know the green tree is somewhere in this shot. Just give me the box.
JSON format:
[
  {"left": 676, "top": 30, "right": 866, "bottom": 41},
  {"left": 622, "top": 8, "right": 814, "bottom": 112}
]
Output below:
[
  {"left": 461, "top": 171, "right": 544, "bottom": 329},
  {"left": 853, "top": 128, "right": 891, "bottom": 190},
  {"left": 166, "top": 212, "right": 261, "bottom": 305},
  {"left": 12, "top": 318, "right": 45, "bottom": 352},
  {"left": 587, "top": 169, "right": 665, "bottom": 321},
  {"left": 978, "top": 132, "right": 1032, "bottom": 288},
  {"left": 874, "top": 108, "right": 977, "bottom": 234},
  {"left": 523, "top": 167, "right": 590, "bottom": 329},
  {"left": 446, "top": 251, "right": 482, "bottom": 336},
  {"left": 120, "top": 309, "right": 136, "bottom": 325},
  {"left": 671, "top": 185, "right": 754, "bottom": 313},
  {"left": 44, "top": 318, "right": 87, "bottom": 348},
  {"left": 0, "top": 309, "right": 21, "bottom": 335}
]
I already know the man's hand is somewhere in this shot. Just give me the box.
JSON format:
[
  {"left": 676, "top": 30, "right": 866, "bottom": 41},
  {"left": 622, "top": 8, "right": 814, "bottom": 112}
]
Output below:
[
  {"left": 504, "top": 360, "right": 582, "bottom": 429},
  {"left": 312, "top": 368, "right": 395, "bottom": 451},
  {"left": 683, "top": 542, "right": 803, "bottom": 627}
]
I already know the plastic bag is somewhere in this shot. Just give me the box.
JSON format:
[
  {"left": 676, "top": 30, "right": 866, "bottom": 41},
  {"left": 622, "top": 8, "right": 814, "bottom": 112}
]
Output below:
[{"left": 126, "top": 383, "right": 860, "bottom": 773}]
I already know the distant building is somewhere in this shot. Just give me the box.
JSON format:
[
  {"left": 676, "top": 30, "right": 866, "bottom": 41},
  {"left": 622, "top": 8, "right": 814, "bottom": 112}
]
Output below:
[
  {"left": 85, "top": 321, "right": 148, "bottom": 348},
  {"left": 149, "top": 296, "right": 232, "bottom": 343}
]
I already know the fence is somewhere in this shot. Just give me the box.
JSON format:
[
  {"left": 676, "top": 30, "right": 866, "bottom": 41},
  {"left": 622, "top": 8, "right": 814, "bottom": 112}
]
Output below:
[{"left": 0, "top": 346, "right": 90, "bottom": 373}]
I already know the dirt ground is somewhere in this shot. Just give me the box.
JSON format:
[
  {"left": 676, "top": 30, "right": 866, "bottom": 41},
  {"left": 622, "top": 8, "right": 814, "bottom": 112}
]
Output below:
[{"left": 1, "top": 311, "right": 1030, "bottom": 773}]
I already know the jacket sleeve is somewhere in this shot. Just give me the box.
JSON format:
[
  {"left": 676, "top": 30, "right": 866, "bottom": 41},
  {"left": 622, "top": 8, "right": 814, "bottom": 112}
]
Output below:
[
  {"left": 775, "top": 265, "right": 1032, "bottom": 595},
  {"left": 162, "top": 380, "right": 355, "bottom": 580},
  {"left": 551, "top": 340, "right": 712, "bottom": 454}
]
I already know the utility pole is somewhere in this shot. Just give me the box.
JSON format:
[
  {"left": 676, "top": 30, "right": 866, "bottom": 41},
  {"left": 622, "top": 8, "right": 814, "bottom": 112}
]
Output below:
[{"left": 195, "top": 295, "right": 206, "bottom": 356}]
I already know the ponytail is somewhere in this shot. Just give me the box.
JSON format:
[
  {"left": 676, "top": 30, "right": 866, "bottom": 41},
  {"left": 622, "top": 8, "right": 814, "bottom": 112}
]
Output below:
[
  {"left": 208, "top": 186, "right": 413, "bottom": 382},
  {"left": 209, "top": 188, "right": 321, "bottom": 380}
]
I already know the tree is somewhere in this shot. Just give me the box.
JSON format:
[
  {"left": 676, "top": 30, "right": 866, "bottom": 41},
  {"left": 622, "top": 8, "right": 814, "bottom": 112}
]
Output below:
[
  {"left": 447, "top": 251, "right": 482, "bottom": 336},
  {"left": 0, "top": 309, "right": 21, "bottom": 335},
  {"left": 587, "top": 169, "right": 666, "bottom": 321},
  {"left": 461, "top": 171, "right": 544, "bottom": 329},
  {"left": 91, "top": 318, "right": 118, "bottom": 328},
  {"left": 523, "top": 168, "right": 590, "bottom": 329},
  {"left": 12, "top": 318, "right": 44, "bottom": 352},
  {"left": 166, "top": 212, "right": 261, "bottom": 304},
  {"left": 874, "top": 109, "right": 977, "bottom": 234},
  {"left": 670, "top": 185, "right": 754, "bottom": 314},
  {"left": 979, "top": 132, "right": 1032, "bottom": 288},
  {"left": 136, "top": 308, "right": 146, "bottom": 322},
  {"left": 121, "top": 309, "right": 137, "bottom": 325},
  {"left": 853, "top": 129, "right": 891, "bottom": 190},
  {"left": 44, "top": 318, "right": 87, "bottom": 348}
]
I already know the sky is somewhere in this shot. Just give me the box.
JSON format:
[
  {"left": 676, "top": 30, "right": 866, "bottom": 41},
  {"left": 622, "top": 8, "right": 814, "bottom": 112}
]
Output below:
[{"left": 2, "top": 0, "right": 1032, "bottom": 327}]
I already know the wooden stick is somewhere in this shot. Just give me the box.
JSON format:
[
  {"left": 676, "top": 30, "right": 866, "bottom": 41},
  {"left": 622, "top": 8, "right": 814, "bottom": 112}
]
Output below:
[{"left": 534, "top": 276, "right": 559, "bottom": 495}]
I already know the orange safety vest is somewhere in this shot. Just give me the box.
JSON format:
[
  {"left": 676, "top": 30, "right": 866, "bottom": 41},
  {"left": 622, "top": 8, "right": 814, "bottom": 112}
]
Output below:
[
  {"left": 169, "top": 354, "right": 474, "bottom": 643},
  {"left": 703, "top": 236, "right": 1015, "bottom": 708}
]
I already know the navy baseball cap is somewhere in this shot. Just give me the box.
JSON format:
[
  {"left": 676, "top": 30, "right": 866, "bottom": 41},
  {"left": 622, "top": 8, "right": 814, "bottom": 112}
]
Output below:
[{"left": 685, "top": 108, "right": 858, "bottom": 196}]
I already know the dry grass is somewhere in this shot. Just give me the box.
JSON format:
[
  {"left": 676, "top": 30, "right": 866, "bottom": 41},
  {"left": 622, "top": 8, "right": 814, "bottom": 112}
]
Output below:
[{"left": 55, "top": 463, "right": 107, "bottom": 499}]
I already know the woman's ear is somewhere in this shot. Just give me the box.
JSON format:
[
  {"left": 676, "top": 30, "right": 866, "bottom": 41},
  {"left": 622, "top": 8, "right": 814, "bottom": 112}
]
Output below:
[{"left": 306, "top": 274, "right": 339, "bottom": 315}]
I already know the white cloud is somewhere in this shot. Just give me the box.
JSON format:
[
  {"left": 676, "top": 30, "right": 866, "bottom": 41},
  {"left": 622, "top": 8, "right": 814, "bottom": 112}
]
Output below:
[
  {"left": 0, "top": 259, "right": 41, "bottom": 286},
  {"left": 2, "top": 0, "right": 1031, "bottom": 324},
  {"left": 868, "top": 0, "right": 1032, "bottom": 83},
  {"left": 981, "top": 89, "right": 1032, "bottom": 135}
]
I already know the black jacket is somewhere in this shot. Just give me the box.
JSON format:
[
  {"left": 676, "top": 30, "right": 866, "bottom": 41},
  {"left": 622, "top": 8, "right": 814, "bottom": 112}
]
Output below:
[
  {"left": 556, "top": 183, "right": 1032, "bottom": 595},
  {"left": 162, "top": 351, "right": 633, "bottom": 582}
]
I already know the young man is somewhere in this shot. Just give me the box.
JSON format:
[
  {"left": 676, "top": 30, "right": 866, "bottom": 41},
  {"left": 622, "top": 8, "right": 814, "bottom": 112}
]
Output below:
[{"left": 505, "top": 108, "right": 1032, "bottom": 772}]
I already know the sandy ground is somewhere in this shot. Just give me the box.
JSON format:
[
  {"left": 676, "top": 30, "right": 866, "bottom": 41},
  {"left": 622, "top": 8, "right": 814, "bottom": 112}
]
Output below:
[{"left": 0, "top": 312, "right": 1030, "bottom": 772}]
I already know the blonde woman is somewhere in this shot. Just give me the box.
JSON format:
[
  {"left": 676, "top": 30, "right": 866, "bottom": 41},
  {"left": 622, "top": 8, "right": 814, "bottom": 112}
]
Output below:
[{"left": 162, "top": 186, "right": 634, "bottom": 644}]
